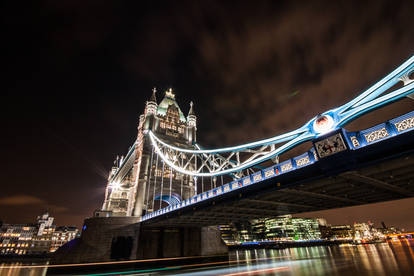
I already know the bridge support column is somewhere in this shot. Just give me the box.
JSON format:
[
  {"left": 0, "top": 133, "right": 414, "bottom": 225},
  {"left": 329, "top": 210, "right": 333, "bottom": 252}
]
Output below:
[
  {"left": 132, "top": 153, "right": 150, "bottom": 217},
  {"left": 51, "top": 217, "right": 141, "bottom": 264},
  {"left": 51, "top": 217, "right": 227, "bottom": 264},
  {"left": 136, "top": 225, "right": 228, "bottom": 259}
]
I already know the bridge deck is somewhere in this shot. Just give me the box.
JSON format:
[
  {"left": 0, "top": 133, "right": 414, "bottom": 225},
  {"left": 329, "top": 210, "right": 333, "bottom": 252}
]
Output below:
[
  {"left": 142, "top": 112, "right": 414, "bottom": 227},
  {"left": 141, "top": 111, "right": 414, "bottom": 225}
]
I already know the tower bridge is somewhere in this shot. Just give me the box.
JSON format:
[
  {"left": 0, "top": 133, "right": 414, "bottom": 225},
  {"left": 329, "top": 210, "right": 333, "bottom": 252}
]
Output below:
[
  {"left": 141, "top": 111, "right": 414, "bottom": 226},
  {"left": 54, "top": 55, "right": 414, "bottom": 263}
]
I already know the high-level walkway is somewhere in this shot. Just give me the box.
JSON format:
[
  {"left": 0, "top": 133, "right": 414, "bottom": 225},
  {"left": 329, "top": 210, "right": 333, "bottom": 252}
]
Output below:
[{"left": 142, "top": 111, "right": 414, "bottom": 226}]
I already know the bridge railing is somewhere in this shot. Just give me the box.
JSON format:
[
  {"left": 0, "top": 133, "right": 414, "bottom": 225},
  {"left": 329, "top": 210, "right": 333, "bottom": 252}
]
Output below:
[{"left": 141, "top": 110, "right": 414, "bottom": 222}]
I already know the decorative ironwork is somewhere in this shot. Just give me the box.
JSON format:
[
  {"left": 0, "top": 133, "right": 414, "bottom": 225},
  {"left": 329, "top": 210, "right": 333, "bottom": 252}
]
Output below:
[
  {"left": 252, "top": 174, "right": 262, "bottom": 182},
  {"left": 312, "top": 148, "right": 318, "bottom": 161},
  {"left": 142, "top": 110, "right": 414, "bottom": 222},
  {"left": 364, "top": 128, "right": 389, "bottom": 143},
  {"left": 350, "top": 136, "right": 360, "bottom": 148},
  {"left": 315, "top": 133, "right": 347, "bottom": 158},
  {"left": 148, "top": 56, "right": 414, "bottom": 177},
  {"left": 296, "top": 156, "right": 310, "bottom": 167},
  {"left": 243, "top": 177, "right": 252, "bottom": 185},
  {"left": 264, "top": 169, "right": 275, "bottom": 178},
  {"left": 281, "top": 162, "right": 293, "bottom": 172},
  {"left": 394, "top": 116, "right": 414, "bottom": 132}
]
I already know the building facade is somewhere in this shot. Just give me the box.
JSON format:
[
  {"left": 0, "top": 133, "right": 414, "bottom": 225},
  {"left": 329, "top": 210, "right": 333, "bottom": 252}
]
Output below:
[
  {"left": 51, "top": 226, "right": 79, "bottom": 252},
  {"left": 101, "top": 89, "right": 197, "bottom": 217},
  {"left": 0, "top": 213, "right": 78, "bottom": 256},
  {"left": 219, "top": 215, "right": 322, "bottom": 244}
]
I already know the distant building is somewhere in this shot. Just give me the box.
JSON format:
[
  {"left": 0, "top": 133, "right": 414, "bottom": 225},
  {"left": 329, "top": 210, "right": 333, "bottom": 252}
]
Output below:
[
  {"left": 353, "top": 222, "right": 385, "bottom": 241},
  {"left": 50, "top": 226, "right": 79, "bottom": 252},
  {"left": 219, "top": 217, "right": 406, "bottom": 245},
  {"left": 323, "top": 222, "right": 388, "bottom": 241},
  {"left": 219, "top": 215, "right": 322, "bottom": 244},
  {"left": 0, "top": 212, "right": 78, "bottom": 256},
  {"left": 218, "top": 224, "right": 238, "bottom": 245},
  {"left": 329, "top": 225, "right": 353, "bottom": 240},
  {"left": 263, "top": 215, "right": 321, "bottom": 241}
]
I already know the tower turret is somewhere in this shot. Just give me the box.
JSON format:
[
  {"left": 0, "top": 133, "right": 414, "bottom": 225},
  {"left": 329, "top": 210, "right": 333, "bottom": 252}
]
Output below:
[
  {"left": 144, "top": 88, "right": 158, "bottom": 130},
  {"left": 145, "top": 88, "right": 158, "bottom": 116},
  {"left": 102, "top": 87, "right": 197, "bottom": 217},
  {"left": 187, "top": 101, "right": 197, "bottom": 144}
]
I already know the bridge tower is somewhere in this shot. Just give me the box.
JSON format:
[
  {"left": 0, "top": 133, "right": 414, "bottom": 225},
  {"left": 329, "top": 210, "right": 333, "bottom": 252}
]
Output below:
[{"left": 101, "top": 88, "right": 197, "bottom": 217}]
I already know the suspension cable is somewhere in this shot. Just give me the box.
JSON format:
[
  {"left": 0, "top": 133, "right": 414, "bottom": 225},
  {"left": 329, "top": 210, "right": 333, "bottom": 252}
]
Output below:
[
  {"left": 145, "top": 147, "right": 155, "bottom": 211},
  {"left": 201, "top": 176, "right": 204, "bottom": 193},
  {"left": 169, "top": 166, "right": 172, "bottom": 199},
  {"left": 160, "top": 160, "right": 165, "bottom": 210},
  {"left": 152, "top": 153, "right": 159, "bottom": 211},
  {"left": 180, "top": 156, "right": 184, "bottom": 200}
]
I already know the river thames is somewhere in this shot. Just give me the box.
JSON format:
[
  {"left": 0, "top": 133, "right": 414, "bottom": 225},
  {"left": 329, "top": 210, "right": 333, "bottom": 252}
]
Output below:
[{"left": 1, "top": 239, "right": 413, "bottom": 275}]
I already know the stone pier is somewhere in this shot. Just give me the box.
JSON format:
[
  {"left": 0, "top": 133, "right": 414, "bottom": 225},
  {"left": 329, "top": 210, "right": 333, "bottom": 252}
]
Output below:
[{"left": 52, "top": 217, "right": 228, "bottom": 264}]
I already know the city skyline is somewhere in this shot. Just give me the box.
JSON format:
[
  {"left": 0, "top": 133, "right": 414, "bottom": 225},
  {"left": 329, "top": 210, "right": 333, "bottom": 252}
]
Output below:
[{"left": 3, "top": 1, "right": 414, "bottom": 230}]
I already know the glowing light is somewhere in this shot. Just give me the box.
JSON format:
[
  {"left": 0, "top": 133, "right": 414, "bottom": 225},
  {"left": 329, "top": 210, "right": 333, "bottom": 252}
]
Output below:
[
  {"left": 149, "top": 131, "right": 313, "bottom": 177},
  {"left": 165, "top": 88, "right": 175, "bottom": 98},
  {"left": 110, "top": 182, "right": 121, "bottom": 190},
  {"left": 221, "top": 266, "right": 289, "bottom": 276},
  {"left": 313, "top": 115, "right": 334, "bottom": 134}
]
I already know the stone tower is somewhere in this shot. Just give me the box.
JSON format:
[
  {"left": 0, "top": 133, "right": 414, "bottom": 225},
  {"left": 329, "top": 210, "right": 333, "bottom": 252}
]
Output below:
[{"left": 102, "top": 88, "right": 197, "bottom": 217}]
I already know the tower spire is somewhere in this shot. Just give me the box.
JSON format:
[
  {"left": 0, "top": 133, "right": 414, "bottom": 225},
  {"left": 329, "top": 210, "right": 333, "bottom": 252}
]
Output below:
[
  {"left": 188, "top": 101, "right": 195, "bottom": 116},
  {"left": 150, "top": 87, "right": 157, "bottom": 103},
  {"left": 187, "top": 101, "right": 197, "bottom": 135},
  {"left": 145, "top": 87, "right": 158, "bottom": 118}
]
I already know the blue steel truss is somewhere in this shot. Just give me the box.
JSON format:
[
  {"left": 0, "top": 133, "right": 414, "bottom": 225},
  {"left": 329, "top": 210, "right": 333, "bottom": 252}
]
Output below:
[
  {"left": 149, "top": 55, "right": 414, "bottom": 177},
  {"left": 142, "top": 110, "right": 414, "bottom": 222}
]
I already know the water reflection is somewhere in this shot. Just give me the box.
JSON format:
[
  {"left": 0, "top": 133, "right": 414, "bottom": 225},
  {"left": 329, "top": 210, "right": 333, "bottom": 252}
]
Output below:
[
  {"left": 225, "top": 241, "right": 414, "bottom": 276},
  {"left": 0, "top": 262, "right": 47, "bottom": 276},
  {"left": 0, "top": 241, "right": 413, "bottom": 275}
]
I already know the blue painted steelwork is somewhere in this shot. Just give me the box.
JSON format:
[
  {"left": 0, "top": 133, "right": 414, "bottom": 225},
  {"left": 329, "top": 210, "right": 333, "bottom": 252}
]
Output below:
[
  {"left": 141, "top": 110, "right": 414, "bottom": 221},
  {"left": 149, "top": 55, "right": 414, "bottom": 177},
  {"left": 153, "top": 193, "right": 182, "bottom": 206}
]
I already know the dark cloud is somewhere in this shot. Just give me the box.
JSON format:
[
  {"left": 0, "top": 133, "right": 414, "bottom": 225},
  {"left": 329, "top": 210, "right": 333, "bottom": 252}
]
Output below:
[
  {"left": 186, "top": 0, "right": 414, "bottom": 146},
  {"left": 0, "top": 195, "right": 68, "bottom": 214},
  {"left": 2, "top": 0, "right": 414, "bottom": 228},
  {"left": 0, "top": 195, "right": 45, "bottom": 206}
]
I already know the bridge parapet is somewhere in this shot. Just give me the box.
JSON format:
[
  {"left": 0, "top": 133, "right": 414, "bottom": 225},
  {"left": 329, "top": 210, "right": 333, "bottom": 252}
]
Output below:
[{"left": 345, "top": 110, "right": 414, "bottom": 150}]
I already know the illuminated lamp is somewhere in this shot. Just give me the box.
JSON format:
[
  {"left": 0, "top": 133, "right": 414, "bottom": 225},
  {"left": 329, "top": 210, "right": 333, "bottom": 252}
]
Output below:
[
  {"left": 111, "top": 182, "right": 121, "bottom": 190},
  {"left": 313, "top": 115, "right": 335, "bottom": 134}
]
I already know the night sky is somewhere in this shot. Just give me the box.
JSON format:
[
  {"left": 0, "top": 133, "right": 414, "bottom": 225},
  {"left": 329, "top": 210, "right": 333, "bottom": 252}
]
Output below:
[{"left": 3, "top": 1, "right": 414, "bottom": 230}]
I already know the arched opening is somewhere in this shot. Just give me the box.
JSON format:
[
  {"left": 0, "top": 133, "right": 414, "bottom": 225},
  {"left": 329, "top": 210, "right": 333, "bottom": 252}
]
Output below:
[{"left": 152, "top": 193, "right": 182, "bottom": 211}]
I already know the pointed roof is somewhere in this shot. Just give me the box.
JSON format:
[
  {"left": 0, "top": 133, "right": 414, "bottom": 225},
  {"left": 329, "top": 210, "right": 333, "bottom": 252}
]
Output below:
[
  {"left": 188, "top": 101, "right": 195, "bottom": 116},
  {"left": 149, "top": 87, "right": 157, "bottom": 103},
  {"left": 156, "top": 88, "right": 186, "bottom": 122}
]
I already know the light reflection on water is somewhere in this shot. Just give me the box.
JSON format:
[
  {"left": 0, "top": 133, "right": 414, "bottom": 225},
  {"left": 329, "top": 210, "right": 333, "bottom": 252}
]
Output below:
[
  {"left": 0, "top": 261, "right": 47, "bottom": 276},
  {"left": 224, "top": 239, "right": 414, "bottom": 276},
  {"left": 0, "top": 240, "right": 413, "bottom": 275}
]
